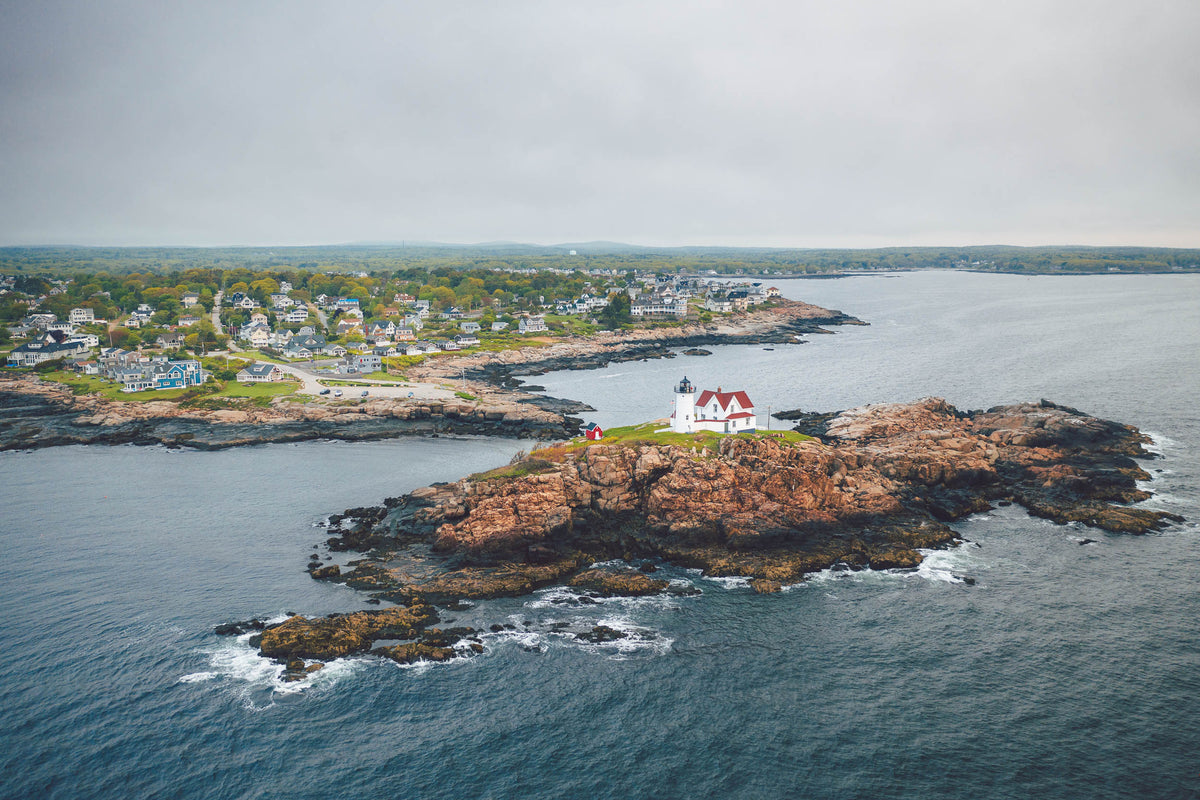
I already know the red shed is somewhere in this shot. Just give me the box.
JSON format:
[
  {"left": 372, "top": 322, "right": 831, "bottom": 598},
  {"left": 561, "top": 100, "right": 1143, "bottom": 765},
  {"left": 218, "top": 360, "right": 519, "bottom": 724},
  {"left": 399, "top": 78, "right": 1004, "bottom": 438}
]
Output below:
[{"left": 584, "top": 422, "right": 604, "bottom": 440}]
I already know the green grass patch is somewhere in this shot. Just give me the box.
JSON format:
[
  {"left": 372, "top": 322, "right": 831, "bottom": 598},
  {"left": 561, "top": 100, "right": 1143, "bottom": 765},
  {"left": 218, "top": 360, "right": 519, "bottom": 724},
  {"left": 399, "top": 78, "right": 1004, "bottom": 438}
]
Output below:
[
  {"left": 533, "top": 422, "right": 813, "bottom": 458},
  {"left": 219, "top": 380, "right": 299, "bottom": 399},
  {"left": 454, "top": 390, "right": 476, "bottom": 401},
  {"left": 468, "top": 458, "right": 559, "bottom": 483}
]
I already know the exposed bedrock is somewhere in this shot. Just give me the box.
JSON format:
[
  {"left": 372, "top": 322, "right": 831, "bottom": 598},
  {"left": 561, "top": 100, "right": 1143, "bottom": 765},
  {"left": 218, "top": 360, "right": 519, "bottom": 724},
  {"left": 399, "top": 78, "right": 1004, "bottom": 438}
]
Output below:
[{"left": 315, "top": 398, "right": 1179, "bottom": 606}]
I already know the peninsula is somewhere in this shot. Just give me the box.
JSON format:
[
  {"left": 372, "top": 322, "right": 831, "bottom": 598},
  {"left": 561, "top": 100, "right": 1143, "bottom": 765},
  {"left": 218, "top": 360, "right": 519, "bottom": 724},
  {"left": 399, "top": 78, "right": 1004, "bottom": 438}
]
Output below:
[
  {"left": 1, "top": 298, "right": 854, "bottom": 450},
  {"left": 234, "top": 396, "right": 1181, "bottom": 676}
]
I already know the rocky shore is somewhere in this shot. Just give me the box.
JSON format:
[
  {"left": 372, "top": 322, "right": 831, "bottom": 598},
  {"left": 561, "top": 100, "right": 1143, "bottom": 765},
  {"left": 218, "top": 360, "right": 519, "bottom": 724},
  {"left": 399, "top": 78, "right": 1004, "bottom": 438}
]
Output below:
[
  {"left": 0, "top": 375, "right": 578, "bottom": 450},
  {"left": 407, "top": 299, "right": 863, "bottom": 388},
  {"left": 0, "top": 299, "right": 857, "bottom": 450},
  {"left": 251, "top": 398, "right": 1179, "bottom": 667}
]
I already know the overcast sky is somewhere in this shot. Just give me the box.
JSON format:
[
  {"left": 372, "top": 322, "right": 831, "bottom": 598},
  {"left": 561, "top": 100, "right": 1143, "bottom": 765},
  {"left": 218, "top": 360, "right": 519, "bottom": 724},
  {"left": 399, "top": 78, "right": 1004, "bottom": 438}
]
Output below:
[{"left": 1, "top": 1, "right": 1197, "bottom": 248}]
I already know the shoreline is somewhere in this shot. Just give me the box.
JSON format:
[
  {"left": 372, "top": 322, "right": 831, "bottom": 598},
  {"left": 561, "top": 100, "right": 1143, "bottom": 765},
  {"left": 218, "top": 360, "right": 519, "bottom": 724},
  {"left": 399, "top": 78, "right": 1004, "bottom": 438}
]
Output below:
[
  {"left": 235, "top": 397, "right": 1183, "bottom": 672},
  {"left": 0, "top": 299, "right": 860, "bottom": 451}
]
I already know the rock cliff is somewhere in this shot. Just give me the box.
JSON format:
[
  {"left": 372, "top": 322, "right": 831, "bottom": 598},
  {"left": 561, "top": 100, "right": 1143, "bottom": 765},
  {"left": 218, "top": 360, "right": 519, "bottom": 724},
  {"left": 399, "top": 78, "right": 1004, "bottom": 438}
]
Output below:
[{"left": 319, "top": 398, "right": 1179, "bottom": 607}]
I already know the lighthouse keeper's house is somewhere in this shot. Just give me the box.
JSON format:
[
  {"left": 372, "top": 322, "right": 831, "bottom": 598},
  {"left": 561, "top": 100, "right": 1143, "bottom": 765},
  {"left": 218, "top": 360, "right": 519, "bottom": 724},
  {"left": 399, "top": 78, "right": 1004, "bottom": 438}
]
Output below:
[{"left": 670, "top": 376, "right": 757, "bottom": 434}]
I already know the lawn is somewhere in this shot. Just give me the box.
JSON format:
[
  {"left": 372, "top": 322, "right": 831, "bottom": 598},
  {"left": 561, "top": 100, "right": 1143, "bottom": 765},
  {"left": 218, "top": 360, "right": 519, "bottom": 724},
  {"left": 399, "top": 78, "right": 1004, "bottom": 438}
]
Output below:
[
  {"left": 219, "top": 380, "right": 300, "bottom": 399},
  {"left": 533, "top": 421, "right": 812, "bottom": 459},
  {"left": 42, "top": 370, "right": 298, "bottom": 403}
]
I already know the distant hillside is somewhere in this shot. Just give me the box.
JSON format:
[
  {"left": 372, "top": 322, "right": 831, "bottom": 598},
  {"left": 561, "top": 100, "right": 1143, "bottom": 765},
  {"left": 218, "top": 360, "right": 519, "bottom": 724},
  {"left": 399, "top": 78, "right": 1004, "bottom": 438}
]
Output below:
[{"left": 0, "top": 242, "right": 1197, "bottom": 276}]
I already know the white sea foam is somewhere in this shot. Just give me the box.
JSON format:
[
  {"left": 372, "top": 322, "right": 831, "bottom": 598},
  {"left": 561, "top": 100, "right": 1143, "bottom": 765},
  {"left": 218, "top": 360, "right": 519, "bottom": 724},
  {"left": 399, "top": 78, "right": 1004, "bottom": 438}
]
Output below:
[
  {"left": 1140, "top": 431, "right": 1174, "bottom": 456},
  {"left": 784, "top": 544, "right": 988, "bottom": 589},
  {"left": 701, "top": 575, "right": 752, "bottom": 590},
  {"left": 178, "top": 630, "right": 366, "bottom": 702}
]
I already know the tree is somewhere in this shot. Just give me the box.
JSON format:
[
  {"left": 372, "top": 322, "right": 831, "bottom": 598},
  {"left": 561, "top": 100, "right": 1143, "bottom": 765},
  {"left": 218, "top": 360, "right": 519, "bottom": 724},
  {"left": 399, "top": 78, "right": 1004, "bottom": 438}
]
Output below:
[{"left": 599, "top": 293, "right": 631, "bottom": 329}]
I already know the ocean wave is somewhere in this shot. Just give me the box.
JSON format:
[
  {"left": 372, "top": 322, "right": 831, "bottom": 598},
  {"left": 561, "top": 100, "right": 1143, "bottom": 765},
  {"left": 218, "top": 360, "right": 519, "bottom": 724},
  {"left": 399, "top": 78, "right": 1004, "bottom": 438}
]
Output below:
[
  {"left": 1140, "top": 431, "right": 1175, "bottom": 456},
  {"left": 178, "top": 630, "right": 365, "bottom": 704},
  {"left": 480, "top": 611, "right": 672, "bottom": 660},
  {"left": 785, "top": 544, "right": 987, "bottom": 589}
]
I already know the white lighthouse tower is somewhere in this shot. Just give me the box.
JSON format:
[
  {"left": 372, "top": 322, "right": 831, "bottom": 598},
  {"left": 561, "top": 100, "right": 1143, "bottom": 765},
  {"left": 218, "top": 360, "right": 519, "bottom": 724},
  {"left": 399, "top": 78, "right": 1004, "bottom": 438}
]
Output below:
[{"left": 672, "top": 376, "right": 697, "bottom": 433}]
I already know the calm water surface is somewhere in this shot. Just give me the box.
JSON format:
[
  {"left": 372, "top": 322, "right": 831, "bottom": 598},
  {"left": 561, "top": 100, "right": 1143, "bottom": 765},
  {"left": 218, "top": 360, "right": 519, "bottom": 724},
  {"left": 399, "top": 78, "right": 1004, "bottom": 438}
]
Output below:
[{"left": 1, "top": 272, "right": 1198, "bottom": 799}]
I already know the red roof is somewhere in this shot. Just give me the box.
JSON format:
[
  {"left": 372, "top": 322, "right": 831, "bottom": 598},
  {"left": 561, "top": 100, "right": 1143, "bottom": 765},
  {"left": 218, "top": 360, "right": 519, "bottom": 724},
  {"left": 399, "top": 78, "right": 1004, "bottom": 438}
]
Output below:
[
  {"left": 725, "top": 411, "right": 755, "bottom": 420},
  {"left": 695, "top": 389, "right": 754, "bottom": 412}
]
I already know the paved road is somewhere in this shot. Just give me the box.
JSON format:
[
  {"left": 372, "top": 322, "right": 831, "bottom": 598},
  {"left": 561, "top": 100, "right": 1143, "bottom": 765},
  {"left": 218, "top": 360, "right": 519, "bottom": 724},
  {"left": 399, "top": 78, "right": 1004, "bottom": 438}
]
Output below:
[{"left": 211, "top": 290, "right": 224, "bottom": 334}]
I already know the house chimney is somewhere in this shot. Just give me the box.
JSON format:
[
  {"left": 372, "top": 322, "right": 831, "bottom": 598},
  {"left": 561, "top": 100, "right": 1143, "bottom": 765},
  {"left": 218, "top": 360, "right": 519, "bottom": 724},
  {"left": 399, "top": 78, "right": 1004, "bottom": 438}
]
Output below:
[{"left": 717, "top": 386, "right": 722, "bottom": 393}]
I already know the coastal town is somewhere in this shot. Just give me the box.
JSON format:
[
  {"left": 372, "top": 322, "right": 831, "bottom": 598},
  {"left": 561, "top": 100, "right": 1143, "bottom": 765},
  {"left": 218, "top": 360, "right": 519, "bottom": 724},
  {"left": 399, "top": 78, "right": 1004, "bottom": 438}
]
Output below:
[{"left": 1, "top": 266, "right": 785, "bottom": 399}]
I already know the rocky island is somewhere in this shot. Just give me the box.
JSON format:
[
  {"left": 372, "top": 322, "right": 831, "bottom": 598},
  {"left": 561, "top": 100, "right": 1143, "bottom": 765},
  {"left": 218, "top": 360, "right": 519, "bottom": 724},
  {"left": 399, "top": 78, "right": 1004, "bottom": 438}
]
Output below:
[{"left": 233, "top": 397, "right": 1181, "bottom": 674}]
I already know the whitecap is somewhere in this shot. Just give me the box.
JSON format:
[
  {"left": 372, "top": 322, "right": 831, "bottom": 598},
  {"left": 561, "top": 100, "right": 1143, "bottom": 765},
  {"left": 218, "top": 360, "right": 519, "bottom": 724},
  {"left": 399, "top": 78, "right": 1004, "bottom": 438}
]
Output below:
[
  {"left": 179, "top": 629, "right": 366, "bottom": 703},
  {"left": 1140, "top": 431, "right": 1174, "bottom": 456}
]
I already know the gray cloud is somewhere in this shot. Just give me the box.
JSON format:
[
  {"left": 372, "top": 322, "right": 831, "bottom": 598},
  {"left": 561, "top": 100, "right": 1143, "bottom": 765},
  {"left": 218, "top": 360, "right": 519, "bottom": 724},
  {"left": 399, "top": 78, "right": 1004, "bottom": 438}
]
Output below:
[{"left": 1, "top": 0, "right": 1197, "bottom": 247}]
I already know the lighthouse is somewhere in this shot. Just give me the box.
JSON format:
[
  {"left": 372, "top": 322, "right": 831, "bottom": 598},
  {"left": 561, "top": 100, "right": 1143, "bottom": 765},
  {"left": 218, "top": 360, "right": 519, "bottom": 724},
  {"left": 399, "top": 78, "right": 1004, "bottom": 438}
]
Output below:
[{"left": 672, "top": 376, "right": 697, "bottom": 433}]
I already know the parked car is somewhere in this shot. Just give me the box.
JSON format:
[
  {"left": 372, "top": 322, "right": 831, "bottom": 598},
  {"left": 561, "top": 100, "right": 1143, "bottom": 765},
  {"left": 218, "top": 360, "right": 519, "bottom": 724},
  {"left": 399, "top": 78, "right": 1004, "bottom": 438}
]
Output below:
[
  {"left": 319, "top": 388, "right": 330, "bottom": 395},
  {"left": 333, "top": 389, "right": 343, "bottom": 397},
  {"left": 360, "top": 390, "right": 369, "bottom": 397}
]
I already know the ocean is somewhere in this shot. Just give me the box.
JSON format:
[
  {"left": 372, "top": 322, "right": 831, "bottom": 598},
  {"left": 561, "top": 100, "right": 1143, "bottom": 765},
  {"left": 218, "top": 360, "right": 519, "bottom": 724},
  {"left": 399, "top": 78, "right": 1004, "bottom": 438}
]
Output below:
[{"left": 1, "top": 271, "right": 1197, "bottom": 799}]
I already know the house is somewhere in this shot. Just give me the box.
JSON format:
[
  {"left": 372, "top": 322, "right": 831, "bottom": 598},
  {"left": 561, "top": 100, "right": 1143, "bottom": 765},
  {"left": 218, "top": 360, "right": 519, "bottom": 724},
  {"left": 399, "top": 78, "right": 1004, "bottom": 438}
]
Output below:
[
  {"left": 766, "top": 287, "right": 781, "bottom": 298},
  {"left": 177, "top": 315, "right": 201, "bottom": 327},
  {"left": 460, "top": 321, "right": 481, "bottom": 334},
  {"left": 366, "top": 320, "right": 396, "bottom": 340},
  {"left": 584, "top": 422, "right": 604, "bottom": 441},
  {"left": 670, "top": 376, "right": 757, "bottom": 434},
  {"left": 336, "top": 318, "right": 362, "bottom": 336},
  {"left": 181, "top": 292, "right": 200, "bottom": 308},
  {"left": 518, "top": 316, "right": 548, "bottom": 334},
  {"left": 236, "top": 362, "right": 286, "bottom": 383},
  {"left": 284, "top": 308, "right": 310, "bottom": 324},
  {"left": 231, "top": 293, "right": 257, "bottom": 310},
  {"left": 269, "top": 293, "right": 295, "bottom": 309},
  {"left": 151, "top": 359, "right": 206, "bottom": 390},
  {"left": 114, "top": 358, "right": 207, "bottom": 392},
  {"left": 69, "top": 307, "right": 95, "bottom": 324},
  {"left": 704, "top": 295, "right": 733, "bottom": 313},
  {"left": 6, "top": 339, "right": 90, "bottom": 367},
  {"left": 454, "top": 333, "right": 480, "bottom": 347},
  {"left": 439, "top": 339, "right": 461, "bottom": 351},
  {"left": 249, "top": 312, "right": 269, "bottom": 326},
  {"left": 337, "top": 353, "right": 382, "bottom": 374},
  {"left": 491, "top": 321, "right": 509, "bottom": 332},
  {"left": 66, "top": 333, "right": 100, "bottom": 348},
  {"left": 395, "top": 327, "right": 416, "bottom": 342},
  {"left": 335, "top": 297, "right": 360, "bottom": 312},
  {"left": 239, "top": 323, "right": 271, "bottom": 349},
  {"left": 156, "top": 332, "right": 186, "bottom": 350},
  {"left": 249, "top": 327, "right": 275, "bottom": 349},
  {"left": 632, "top": 295, "right": 688, "bottom": 318}
]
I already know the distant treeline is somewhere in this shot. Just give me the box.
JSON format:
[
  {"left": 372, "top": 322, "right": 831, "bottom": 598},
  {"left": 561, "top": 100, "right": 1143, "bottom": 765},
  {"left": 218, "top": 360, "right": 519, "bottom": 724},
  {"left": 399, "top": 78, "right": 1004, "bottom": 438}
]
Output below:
[{"left": 0, "top": 243, "right": 1197, "bottom": 277}]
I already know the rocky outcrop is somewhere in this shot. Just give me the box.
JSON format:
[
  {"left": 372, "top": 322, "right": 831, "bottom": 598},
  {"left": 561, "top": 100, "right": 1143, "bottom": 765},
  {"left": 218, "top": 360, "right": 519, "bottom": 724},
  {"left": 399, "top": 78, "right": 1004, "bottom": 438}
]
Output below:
[
  {"left": 407, "top": 299, "right": 863, "bottom": 388},
  {"left": 0, "top": 375, "right": 578, "bottom": 450},
  {"left": 316, "top": 398, "right": 1180, "bottom": 606}
]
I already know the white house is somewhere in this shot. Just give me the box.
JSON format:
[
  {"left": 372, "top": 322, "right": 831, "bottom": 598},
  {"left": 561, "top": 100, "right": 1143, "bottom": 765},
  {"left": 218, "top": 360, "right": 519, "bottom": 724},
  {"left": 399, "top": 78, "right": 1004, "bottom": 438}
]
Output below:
[
  {"left": 236, "top": 362, "right": 286, "bottom": 383},
  {"left": 670, "top": 377, "right": 757, "bottom": 434},
  {"left": 69, "top": 307, "right": 95, "bottom": 325},
  {"left": 519, "top": 315, "right": 548, "bottom": 334}
]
